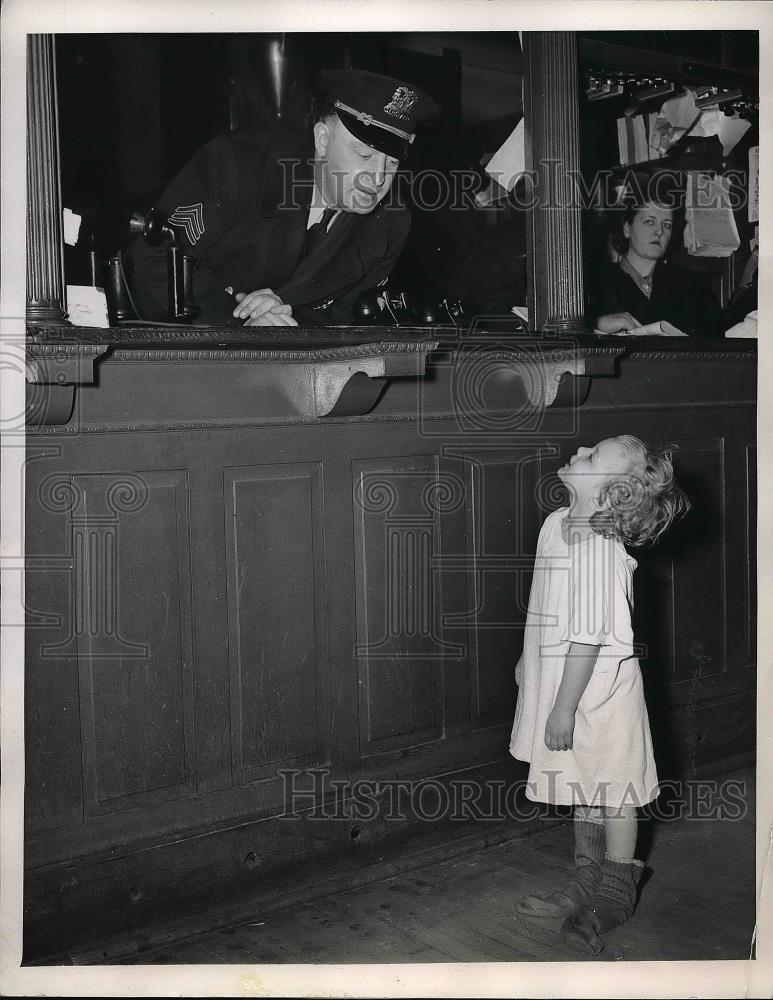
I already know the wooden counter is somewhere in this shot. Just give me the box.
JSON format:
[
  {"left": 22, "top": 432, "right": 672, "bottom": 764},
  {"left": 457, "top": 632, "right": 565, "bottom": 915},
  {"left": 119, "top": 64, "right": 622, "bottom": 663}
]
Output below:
[{"left": 22, "top": 327, "right": 757, "bottom": 960}]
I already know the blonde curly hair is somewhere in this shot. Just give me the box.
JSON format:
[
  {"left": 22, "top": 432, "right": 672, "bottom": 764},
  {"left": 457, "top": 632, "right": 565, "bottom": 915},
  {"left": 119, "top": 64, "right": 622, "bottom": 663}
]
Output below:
[{"left": 589, "top": 435, "right": 690, "bottom": 547}]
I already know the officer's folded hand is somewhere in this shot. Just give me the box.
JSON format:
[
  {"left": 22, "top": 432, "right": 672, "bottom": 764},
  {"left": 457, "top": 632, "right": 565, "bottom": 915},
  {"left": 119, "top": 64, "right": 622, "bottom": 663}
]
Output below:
[{"left": 233, "top": 289, "right": 298, "bottom": 327}]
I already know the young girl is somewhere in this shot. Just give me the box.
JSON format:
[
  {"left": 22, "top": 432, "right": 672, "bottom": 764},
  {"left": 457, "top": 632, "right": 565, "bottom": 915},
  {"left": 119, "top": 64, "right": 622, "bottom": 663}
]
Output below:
[{"left": 510, "top": 434, "right": 689, "bottom": 954}]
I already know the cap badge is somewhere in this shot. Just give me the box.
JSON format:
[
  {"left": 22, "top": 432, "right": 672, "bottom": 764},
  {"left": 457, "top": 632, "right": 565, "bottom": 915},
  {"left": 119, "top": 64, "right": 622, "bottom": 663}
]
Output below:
[{"left": 384, "top": 87, "right": 416, "bottom": 122}]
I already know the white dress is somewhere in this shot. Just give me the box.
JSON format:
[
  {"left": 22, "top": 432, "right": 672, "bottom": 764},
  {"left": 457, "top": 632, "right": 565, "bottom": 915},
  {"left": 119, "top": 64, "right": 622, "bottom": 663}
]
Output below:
[{"left": 509, "top": 508, "right": 659, "bottom": 808}]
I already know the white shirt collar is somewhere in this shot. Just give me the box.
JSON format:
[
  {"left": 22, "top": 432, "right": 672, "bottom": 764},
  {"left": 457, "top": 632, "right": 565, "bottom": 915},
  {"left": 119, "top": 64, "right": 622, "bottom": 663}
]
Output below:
[{"left": 307, "top": 186, "right": 340, "bottom": 230}]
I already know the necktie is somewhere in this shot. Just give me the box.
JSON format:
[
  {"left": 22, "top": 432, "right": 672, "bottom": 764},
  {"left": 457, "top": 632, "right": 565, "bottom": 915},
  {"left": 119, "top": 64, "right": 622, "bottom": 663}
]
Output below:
[{"left": 303, "top": 207, "right": 337, "bottom": 259}]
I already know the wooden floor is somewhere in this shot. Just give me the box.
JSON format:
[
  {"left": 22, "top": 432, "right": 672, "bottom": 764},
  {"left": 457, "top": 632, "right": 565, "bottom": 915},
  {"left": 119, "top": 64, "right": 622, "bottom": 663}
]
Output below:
[{"left": 101, "top": 768, "right": 755, "bottom": 965}]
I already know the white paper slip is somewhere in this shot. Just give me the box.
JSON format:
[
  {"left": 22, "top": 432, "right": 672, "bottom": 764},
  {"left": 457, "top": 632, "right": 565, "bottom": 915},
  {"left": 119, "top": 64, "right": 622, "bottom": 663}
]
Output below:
[
  {"left": 684, "top": 172, "right": 740, "bottom": 257},
  {"left": 660, "top": 89, "right": 701, "bottom": 130},
  {"left": 484, "top": 118, "right": 525, "bottom": 193},
  {"left": 595, "top": 321, "right": 687, "bottom": 337},
  {"left": 724, "top": 310, "right": 757, "bottom": 339},
  {"left": 66, "top": 285, "right": 110, "bottom": 327},
  {"left": 63, "top": 208, "right": 82, "bottom": 246},
  {"left": 628, "top": 321, "right": 688, "bottom": 337}
]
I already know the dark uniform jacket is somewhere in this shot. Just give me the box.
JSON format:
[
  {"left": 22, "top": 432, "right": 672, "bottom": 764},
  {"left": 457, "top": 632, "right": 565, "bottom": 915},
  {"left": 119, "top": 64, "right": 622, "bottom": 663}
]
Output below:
[
  {"left": 458, "top": 215, "right": 527, "bottom": 316},
  {"left": 123, "top": 130, "right": 411, "bottom": 326},
  {"left": 589, "top": 260, "right": 723, "bottom": 338}
]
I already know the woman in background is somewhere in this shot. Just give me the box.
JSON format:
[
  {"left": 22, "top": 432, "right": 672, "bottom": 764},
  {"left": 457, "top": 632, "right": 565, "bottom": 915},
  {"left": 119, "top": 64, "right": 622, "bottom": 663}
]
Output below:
[{"left": 590, "top": 198, "right": 723, "bottom": 338}]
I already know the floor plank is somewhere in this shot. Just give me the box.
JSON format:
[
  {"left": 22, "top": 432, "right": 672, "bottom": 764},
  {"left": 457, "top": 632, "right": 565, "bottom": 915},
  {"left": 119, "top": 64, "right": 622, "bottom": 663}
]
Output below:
[{"left": 109, "top": 768, "right": 755, "bottom": 966}]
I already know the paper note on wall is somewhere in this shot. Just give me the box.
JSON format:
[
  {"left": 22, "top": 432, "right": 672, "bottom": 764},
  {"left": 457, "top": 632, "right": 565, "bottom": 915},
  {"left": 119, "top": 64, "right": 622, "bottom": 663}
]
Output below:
[
  {"left": 660, "top": 90, "right": 700, "bottom": 130},
  {"left": 63, "top": 208, "right": 81, "bottom": 246},
  {"left": 748, "top": 146, "right": 759, "bottom": 223},
  {"left": 484, "top": 118, "right": 525, "bottom": 193},
  {"left": 66, "top": 285, "right": 110, "bottom": 327},
  {"left": 695, "top": 111, "right": 750, "bottom": 156},
  {"left": 684, "top": 172, "right": 740, "bottom": 257},
  {"left": 657, "top": 90, "right": 749, "bottom": 157},
  {"left": 617, "top": 114, "right": 648, "bottom": 165}
]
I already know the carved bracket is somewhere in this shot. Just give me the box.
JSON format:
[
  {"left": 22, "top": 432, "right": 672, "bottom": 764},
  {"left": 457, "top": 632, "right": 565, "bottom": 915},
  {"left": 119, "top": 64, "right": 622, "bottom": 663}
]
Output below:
[
  {"left": 540, "top": 355, "right": 586, "bottom": 406},
  {"left": 22, "top": 330, "right": 628, "bottom": 426},
  {"left": 24, "top": 330, "right": 440, "bottom": 424},
  {"left": 278, "top": 347, "right": 435, "bottom": 418},
  {"left": 313, "top": 358, "right": 389, "bottom": 417},
  {"left": 452, "top": 344, "right": 624, "bottom": 412},
  {"left": 26, "top": 343, "right": 110, "bottom": 385},
  {"left": 26, "top": 343, "right": 110, "bottom": 426},
  {"left": 533, "top": 347, "right": 625, "bottom": 406}
]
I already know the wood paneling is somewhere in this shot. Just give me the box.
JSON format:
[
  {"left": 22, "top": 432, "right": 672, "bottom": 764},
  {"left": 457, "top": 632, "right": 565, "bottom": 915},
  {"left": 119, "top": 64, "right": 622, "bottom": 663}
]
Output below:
[
  {"left": 25, "top": 467, "right": 197, "bottom": 826},
  {"left": 745, "top": 444, "right": 757, "bottom": 664},
  {"left": 25, "top": 490, "right": 83, "bottom": 835},
  {"left": 74, "top": 470, "right": 195, "bottom": 814},
  {"left": 22, "top": 343, "right": 757, "bottom": 960},
  {"left": 353, "top": 456, "right": 447, "bottom": 753},
  {"left": 224, "top": 464, "right": 324, "bottom": 780},
  {"left": 632, "top": 438, "right": 727, "bottom": 687},
  {"left": 669, "top": 439, "right": 727, "bottom": 681},
  {"left": 462, "top": 448, "right": 547, "bottom": 730}
]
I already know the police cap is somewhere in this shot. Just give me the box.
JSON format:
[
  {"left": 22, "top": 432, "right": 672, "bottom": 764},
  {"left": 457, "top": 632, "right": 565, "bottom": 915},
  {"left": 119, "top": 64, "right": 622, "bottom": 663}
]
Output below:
[{"left": 315, "top": 68, "right": 440, "bottom": 159}]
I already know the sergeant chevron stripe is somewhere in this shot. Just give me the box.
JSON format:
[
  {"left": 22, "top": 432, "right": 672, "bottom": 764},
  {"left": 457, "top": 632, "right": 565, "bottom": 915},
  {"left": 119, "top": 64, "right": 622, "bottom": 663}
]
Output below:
[{"left": 168, "top": 203, "right": 205, "bottom": 245}]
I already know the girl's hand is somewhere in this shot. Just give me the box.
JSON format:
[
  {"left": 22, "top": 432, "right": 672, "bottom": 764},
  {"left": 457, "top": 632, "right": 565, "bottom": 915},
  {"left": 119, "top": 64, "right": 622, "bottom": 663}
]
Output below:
[
  {"left": 515, "top": 655, "right": 524, "bottom": 686},
  {"left": 545, "top": 706, "right": 575, "bottom": 751}
]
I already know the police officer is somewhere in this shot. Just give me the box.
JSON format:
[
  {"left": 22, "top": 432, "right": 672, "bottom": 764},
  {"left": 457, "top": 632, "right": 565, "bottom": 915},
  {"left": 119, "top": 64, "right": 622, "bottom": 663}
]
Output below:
[{"left": 124, "top": 69, "right": 438, "bottom": 327}]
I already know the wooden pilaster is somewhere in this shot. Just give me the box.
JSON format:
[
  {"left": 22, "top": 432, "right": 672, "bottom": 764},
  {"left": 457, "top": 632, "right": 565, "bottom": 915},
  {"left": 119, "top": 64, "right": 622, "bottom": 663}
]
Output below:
[
  {"left": 27, "top": 34, "right": 68, "bottom": 326},
  {"left": 523, "top": 32, "right": 587, "bottom": 334}
]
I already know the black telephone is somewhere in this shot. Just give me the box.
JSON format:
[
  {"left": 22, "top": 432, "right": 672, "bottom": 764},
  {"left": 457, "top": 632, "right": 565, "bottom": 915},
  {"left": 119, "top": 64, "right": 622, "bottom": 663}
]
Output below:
[
  {"left": 353, "top": 287, "right": 465, "bottom": 327},
  {"left": 128, "top": 208, "right": 200, "bottom": 323}
]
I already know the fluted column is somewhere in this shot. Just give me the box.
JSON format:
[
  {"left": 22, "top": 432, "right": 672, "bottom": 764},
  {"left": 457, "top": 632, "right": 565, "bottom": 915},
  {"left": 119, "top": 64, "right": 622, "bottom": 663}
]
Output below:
[
  {"left": 523, "top": 32, "right": 587, "bottom": 334},
  {"left": 27, "top": 34, "right": 68, "bottom": 326}
]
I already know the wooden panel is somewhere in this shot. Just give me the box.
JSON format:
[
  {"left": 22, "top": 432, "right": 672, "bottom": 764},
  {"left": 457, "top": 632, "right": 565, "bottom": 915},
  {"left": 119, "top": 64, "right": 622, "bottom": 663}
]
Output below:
[
  {"left": 21, "top": 344, "right": 756, "bottom": 961},
  {"left": 665, "top": 693, "right": 756, "bottom": 778},
  {"left": 353, "top": 456, "right": 450, "bottom": 753},
  {"left": 69, "top": 470, "right": 196, "bottom": 815},
  {"left": 463, "top": 448, "right": 549, "bottom": 730},
  {"left": 745, "top": 444, "right": 757, "bottom": 664},
  {"left": 224, "top": 464, "right": 324, "bottom": 780},
  {"left": 25, "top": 471, "right": 83, "bottom": 834},
  {"left": 633, "top": 437, "right": 726, "bottom": 685},
  {"left": 671, "top": 439, "right": 727, "bottom": 680}
]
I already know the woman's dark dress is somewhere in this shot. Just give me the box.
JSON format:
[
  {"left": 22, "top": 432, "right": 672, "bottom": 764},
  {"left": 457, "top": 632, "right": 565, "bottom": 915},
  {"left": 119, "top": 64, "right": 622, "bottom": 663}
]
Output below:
[{"left": 590, "top": 260, "right": 723, "bottom": 337}]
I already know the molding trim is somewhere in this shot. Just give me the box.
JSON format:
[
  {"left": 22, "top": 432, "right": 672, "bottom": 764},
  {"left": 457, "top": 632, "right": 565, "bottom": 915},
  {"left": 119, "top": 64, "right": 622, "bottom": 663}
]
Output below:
[
  {"left": 95, "top": 344, "right": 437, "bottom": 363},
  {"left": 624, "top": 350, "right": 759, "bottom": 362}
]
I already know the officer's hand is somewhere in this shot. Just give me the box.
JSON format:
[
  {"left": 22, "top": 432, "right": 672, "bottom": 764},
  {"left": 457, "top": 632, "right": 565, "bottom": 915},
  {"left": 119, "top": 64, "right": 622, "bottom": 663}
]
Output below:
[
  {"left": 233, "top": 289, "right": 296, "bottom": 325},
  {"left": 244, "top": 305, "right": 298, "bottom": 327},
  {"left": 596, "top": 312, "right": 641, "bottom": 334}
]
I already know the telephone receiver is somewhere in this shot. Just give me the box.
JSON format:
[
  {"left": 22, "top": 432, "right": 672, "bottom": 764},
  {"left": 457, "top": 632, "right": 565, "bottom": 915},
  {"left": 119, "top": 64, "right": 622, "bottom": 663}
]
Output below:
[
  {"left": 128, "top": 208, "right": 200, "bottom": 322},
  {"left": 354, "top": 287, "right": 465, "bottom": 327}
]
